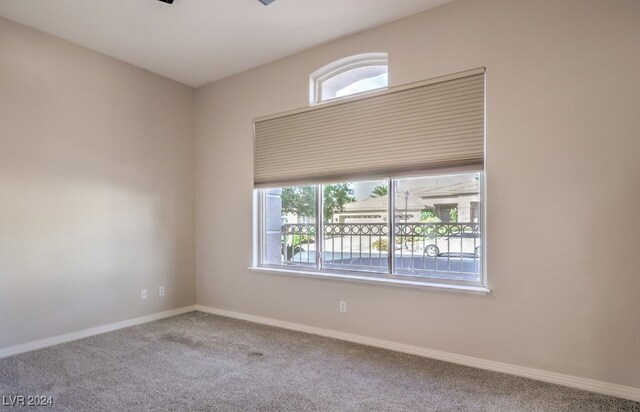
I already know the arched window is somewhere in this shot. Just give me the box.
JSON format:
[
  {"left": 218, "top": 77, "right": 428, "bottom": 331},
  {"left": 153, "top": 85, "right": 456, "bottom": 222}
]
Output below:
[{"left": 310, "top": 53, "right": 388, "bottom": 104}]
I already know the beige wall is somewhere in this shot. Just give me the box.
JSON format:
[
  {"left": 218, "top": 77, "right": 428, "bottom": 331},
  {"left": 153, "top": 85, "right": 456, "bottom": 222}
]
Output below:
[
  {"left": 0, "top": 17, "right": 195, "bottom": 348},
  {"left": 195, "top": 0, "right": 640, "bottom": 388}
]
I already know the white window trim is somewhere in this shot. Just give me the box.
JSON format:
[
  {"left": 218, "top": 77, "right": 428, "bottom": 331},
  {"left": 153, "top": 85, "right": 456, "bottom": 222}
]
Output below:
[
  {"left": 251, "top": 172, "right": 488, "bottom": 293},
  {"left": 309, "top": 52, "right": 389, "bottom": 105},
  {"left": 249, "top": 266, "right": 490, "bottom": 294}
]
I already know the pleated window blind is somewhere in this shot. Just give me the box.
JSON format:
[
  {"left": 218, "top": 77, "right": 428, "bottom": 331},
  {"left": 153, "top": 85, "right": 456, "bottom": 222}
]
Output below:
[{"left": 254, "top": 68, "right": 484, "bottom": 188}]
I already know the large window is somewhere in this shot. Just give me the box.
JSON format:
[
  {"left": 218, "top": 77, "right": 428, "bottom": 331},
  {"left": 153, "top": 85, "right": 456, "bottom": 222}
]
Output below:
[
  {"left": 258, "top": 172, "right": 483, "bottom": 287},
  {"left": 254, "top": 67, "right": 486, "bottom": 290}
]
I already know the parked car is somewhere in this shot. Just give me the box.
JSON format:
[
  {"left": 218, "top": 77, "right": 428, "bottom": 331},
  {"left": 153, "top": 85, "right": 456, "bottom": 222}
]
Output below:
[{"left": 423, "top": 231, "right": 480, "bottom": 258}]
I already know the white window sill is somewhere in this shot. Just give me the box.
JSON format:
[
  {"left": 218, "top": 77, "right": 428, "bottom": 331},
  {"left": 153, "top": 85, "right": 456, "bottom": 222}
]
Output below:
[{"left": 248, "top": 266, "right": 490, "bottom": 295}]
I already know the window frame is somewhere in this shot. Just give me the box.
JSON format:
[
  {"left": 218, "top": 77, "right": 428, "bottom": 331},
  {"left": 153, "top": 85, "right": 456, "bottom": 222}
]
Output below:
[
  {"left": 255, "top": 172, "right": 487, "bottom": 291},
  {"left": 310, "top": 53, "right": 389, "bottom": 105}
]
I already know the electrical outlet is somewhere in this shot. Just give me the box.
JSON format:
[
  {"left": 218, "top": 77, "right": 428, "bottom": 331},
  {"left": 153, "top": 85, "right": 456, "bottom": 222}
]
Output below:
[
  {"left": 159, "top": 286, "right": 165, "bottom": 297},
  {"left": 339, "top": 300, "right": 347, "bottom": 313},
  {"left": 141, "top": 289, "right": 147, "bottom": 300}
]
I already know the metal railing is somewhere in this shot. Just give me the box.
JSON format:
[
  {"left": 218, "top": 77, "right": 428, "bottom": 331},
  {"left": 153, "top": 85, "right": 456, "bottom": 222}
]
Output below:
[{"left": 281, "top": 222, "right": 481, "bottom": 279}]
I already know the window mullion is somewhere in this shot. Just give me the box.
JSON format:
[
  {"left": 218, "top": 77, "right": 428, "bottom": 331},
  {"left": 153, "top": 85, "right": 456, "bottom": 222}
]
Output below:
[
  {"left": 257, "top": 191, "right": 262, "bottom": 266},
  {"left": 260, "top": 191, "right": 265, "bottom": 267},
  {"left": 316, "top": 184, "right": 324, "bottom": 271},
  {"left": 388, "top": 178, "right": 396, "bottom": 276}
]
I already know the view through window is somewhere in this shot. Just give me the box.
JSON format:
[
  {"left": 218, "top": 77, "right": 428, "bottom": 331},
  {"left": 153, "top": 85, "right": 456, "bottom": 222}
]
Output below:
[
  {"left": 320, "top": 66, "right": 388, "bottom": 102},
  {"left": 260, "top": 173, "right": 482, "bottom": 286}
]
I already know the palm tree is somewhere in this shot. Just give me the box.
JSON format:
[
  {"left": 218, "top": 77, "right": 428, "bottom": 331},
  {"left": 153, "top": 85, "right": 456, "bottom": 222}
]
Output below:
[{"left": 370, "top": 185, "right": 388, "bottom": 198}]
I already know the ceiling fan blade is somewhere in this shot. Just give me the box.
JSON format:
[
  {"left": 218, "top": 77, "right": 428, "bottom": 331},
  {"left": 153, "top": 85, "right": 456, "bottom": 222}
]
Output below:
[{"left": 156, "top": 0, "right": 274, "bottom": 6}]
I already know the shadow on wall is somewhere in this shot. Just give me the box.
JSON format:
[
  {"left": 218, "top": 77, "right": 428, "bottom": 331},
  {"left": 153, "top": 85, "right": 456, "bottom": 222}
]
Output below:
[
  {"left": 0, "top": 172, "right": 179, "bottom": 347},
  {"left": 585, "top": 169, "right": 640, "bottom": 388}
]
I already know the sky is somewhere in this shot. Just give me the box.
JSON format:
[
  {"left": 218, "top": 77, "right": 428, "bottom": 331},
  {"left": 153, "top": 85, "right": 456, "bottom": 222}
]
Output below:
[{"left": 335, "top": 73, "right": 388, "bottom": 98}]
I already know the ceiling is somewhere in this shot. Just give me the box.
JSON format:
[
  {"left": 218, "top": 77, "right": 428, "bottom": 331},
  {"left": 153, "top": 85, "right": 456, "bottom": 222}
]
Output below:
[{"left": 0, "top": 0, "right": 451, "bottom": 87}]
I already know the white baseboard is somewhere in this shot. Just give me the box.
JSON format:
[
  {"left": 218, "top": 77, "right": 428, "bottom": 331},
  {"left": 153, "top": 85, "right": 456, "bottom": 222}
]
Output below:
[
  {"left": 0, "top": 305, "right": 196, "bottom": 359},
  {"left": 195, "top": 305, "right": 640, "bottom": 403}
]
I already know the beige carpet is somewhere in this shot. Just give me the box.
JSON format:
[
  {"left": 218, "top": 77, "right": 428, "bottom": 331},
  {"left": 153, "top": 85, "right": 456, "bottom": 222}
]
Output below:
[{"left": 0, "top": 312, "right": 638, "bottom": 411}]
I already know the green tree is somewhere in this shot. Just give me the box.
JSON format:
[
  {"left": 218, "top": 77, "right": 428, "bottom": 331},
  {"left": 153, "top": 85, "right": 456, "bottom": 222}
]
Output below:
[
  {"left": 281, "top": 186, "right": 315, "bottom": 218},
  {"left": 369, "top": 185, "right": 388, "bottom": 198},
  {"left": 281, "top": 184, "right": 355, "bottom": 223},
  {"left": 323, "top": 183, "right": 355, "bottom": 222},
  {"left": 420, "top": 208, "right": 440, "bottom": 222},
  {"left": 449, "top": 207, "right": 458, "bottom": 222}
]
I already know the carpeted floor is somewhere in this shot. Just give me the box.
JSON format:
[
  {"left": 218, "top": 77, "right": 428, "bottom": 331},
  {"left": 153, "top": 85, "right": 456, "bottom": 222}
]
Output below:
[{"left": 0, "top": 312, "right": 638, "bottom": 411}]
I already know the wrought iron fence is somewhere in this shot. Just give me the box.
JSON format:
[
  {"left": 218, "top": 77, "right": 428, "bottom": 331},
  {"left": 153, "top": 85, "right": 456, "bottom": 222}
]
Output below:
[{"left": 281, "top": 222, "right": 481, "bottom": 278}]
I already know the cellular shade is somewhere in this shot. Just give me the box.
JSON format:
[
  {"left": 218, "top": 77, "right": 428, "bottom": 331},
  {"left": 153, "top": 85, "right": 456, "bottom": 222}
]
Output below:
[{"left": 254, "top": 68, "right": 484, "bottom": 188}]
